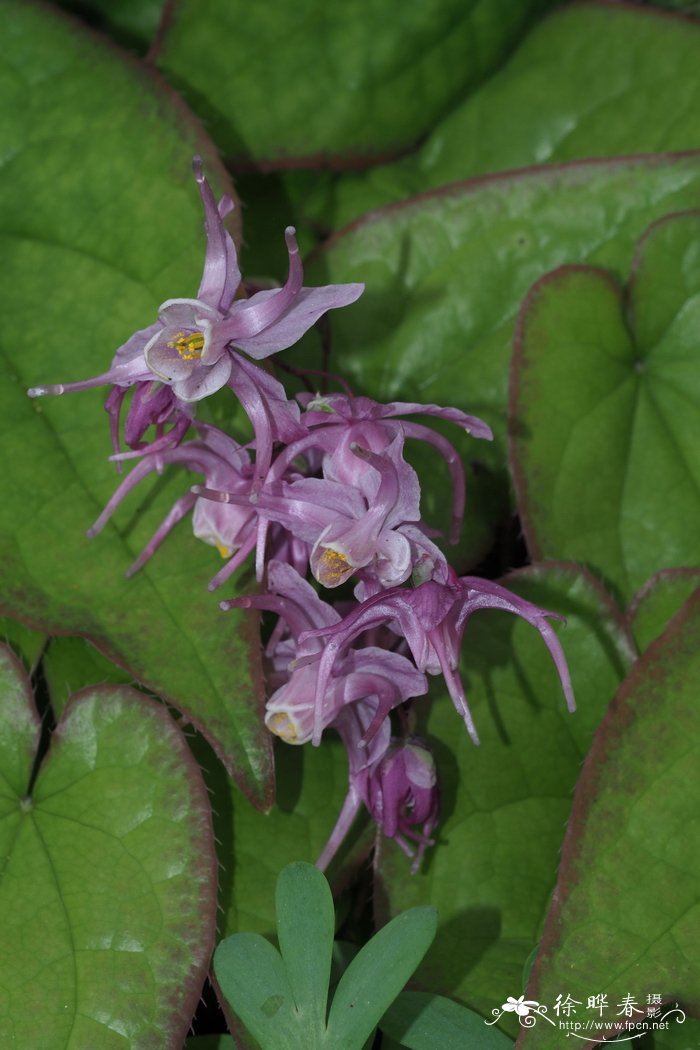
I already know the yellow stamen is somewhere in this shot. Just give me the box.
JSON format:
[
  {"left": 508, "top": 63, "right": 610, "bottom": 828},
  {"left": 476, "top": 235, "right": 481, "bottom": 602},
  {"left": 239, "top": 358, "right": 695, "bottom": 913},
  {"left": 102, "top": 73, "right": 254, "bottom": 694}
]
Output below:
[
  {"left": 316, "top": 547, "right": 352, "bottom": 586},
  {"left": 268, "top": 712, "right": 299, "bottom": 743},
  {"left": 215, "top": 542, "right": 233, "bottom": 559},
  {"left": 166, "top": 330, "right": 205, "bottom": 361}
]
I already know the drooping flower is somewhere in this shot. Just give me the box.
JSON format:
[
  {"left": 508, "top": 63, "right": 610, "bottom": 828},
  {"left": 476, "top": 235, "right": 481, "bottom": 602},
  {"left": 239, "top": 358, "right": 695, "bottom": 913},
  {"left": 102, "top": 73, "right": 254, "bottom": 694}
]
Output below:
[
  {"left": 364, "top": 740, "right": 440, "bottom": 874},
  {"left": 298, "top": 392, "right": 493, "bottom": 542},
  {"left": 297, "top": 574, "right": 576, "bottom": 746},
  {"left": 221, "top": 561, "right": 428, "bottom": 746},
  {"left": 86, "top": 424, "right": 259, "bottom": 583},
  {"left": 195, "top": 430, "right": 425, "bottom": 590}
]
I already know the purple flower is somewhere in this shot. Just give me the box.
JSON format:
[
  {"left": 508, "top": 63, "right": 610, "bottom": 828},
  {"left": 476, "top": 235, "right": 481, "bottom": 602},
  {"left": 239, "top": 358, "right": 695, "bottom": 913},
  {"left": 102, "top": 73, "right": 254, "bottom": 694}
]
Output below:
[
  {"left": 298, "top": 392, "right": 493, "bottom": 543},
  {"left": 365, "top": 740, "right": 440, "bottom": 874},
  {"left": 297, "top": 575, "right": 575, "bottom": 746},
  {"left": 86, "top": 424, "right": 260, "bottom": 584},
  {"left": 221, "top": 561, "right": 427, "bottom": 745},
  {"left": 195, "top": 428, "right": 433, "bottom": 590},
  {"left": 28, "top": 158, "right": 364, "bottom": 476}
]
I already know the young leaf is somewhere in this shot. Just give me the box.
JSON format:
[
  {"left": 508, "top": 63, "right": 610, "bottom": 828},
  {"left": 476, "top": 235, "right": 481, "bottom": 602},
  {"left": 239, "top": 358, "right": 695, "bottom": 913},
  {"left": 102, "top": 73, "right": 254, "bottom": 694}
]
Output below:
[
  {"left": 517, "top": 588, "right": 700, "bottom": 1049},
  {"left": 511, "top": 213, "right": 700, "bottom": 602},
  {"left": 0, "top": 645, "right": 216, "bottom": 1048},
  {"left": 275, "top": 863, "right": 335, "bottom": 1035},
  {"left": 325, "top": 907, "right": 438, "bottom": 1050},
  {"left": 380, "top": 991, "right": 514, "bottom": 1050},
  {"left": 214, "top": 933, "right": 302, "bottom": 1050}
]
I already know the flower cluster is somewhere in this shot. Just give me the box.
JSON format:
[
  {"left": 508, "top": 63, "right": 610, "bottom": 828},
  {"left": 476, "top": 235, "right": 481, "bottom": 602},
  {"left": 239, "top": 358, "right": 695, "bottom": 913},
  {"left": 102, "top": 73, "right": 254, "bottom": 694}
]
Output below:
[{"left": 29, "top": 160, "right": 575, "bottom": 873}]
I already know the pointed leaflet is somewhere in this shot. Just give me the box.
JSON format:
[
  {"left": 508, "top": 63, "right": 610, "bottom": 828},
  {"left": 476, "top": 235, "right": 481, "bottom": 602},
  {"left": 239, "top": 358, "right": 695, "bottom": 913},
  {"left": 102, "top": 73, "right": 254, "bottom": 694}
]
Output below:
[
  {"left": 375, "top": 565, "right": 633, "bottom": 1031},
  {"left": 511, "top": 212, "right": 700, "bottom": 603},
  {"left": 0, "top": 644, "right": 216, "bottom": 1048},
  {"left": 0, "top": 0, "right": 270, "bottom": 800},
  {"left": 152, "top": 0, "right": 554, "bottom": 166},
  {"left": 516, "top": 590, "right": 700, "bottom": 1050}
]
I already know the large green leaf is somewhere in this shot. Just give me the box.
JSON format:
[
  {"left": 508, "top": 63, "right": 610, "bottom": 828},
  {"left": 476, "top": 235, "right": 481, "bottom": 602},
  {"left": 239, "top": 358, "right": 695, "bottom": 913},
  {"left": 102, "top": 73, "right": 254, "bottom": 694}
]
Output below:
[
  {"left": 324, "top": 1, "right": 700, "bottom": 227},
  {"left": 375, "top": 565, "right": 633, "bottom": 1032},
  {"left": 517, "top": 590, "right": 700, "bottom": 1050},
  {"left": 310, "top": 153, "right": 700, "bottom": 478},
  {"left": 0, "top": 0, "right": 270, "bottom": 801},
  {"left": 39, "top": 635, "right": 355, "bottom": 940},
  {"left": 153, "top": 0, "right": 555, "bottom": 166},
  {"left": 627, "top": 568, "right": 700, "bottom": 653},
  {"left": 511, "top": 213, "right": 700, "bottom": 603},
  {"left": 0, "top": 643, "right": 216, "bottom": 1048}
]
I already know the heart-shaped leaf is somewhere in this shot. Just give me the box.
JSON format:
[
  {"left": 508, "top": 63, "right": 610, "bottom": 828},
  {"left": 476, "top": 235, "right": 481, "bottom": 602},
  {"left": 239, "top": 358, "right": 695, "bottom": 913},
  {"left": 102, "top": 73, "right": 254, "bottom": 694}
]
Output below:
[
  {"left": 0, "top": 643, "right": 216, "bottom": 1048},
  {"left": 375, "top": 564, "right": 633, "bottom": 1030},
  {"left": 310, "top": 153, "right": 700, "bottom": 480},
  {"left": 517, "top": 588, "right": 700, "bottom": 1049},
  {"left": 152, "top": 0, "right": 554, "bottom": 166},
  {"left": 511, "top": 212, "right": 700, "bottom": 602},
  {"left": 0, "top": 0, "right": 271, "bottom": 801}
]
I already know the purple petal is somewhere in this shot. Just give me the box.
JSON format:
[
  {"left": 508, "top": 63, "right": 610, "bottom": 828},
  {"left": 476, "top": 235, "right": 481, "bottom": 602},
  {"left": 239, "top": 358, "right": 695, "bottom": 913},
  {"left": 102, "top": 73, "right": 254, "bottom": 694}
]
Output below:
[
  {"left": 230, "top": 282, "right": 365, "bottom": 359},
  {"left": 172, "top": 354, "right": 233, "bottom": 402},
  {"left": 192, "top": 156, "right": 241, "bottom": 310}
]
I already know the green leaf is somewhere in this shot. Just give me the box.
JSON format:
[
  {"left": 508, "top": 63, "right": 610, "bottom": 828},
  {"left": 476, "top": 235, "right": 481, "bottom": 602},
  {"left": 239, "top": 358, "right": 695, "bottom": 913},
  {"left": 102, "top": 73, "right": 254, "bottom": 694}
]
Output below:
[
  {"left": 325, "top": 2, "right": 700, "bottom": 227},
  {"left": 0, "top": 643, "right": 216, "bottom": 1048},
  {"left": 381, "top": 991, "right": 514, "bottom": 1049},
  {"left": 43, "top": 635, "right": 134, "bottom": 719},
  {"left": 517, "top": 589, "right": 700, "bottom": 1050},
  {"left": 275, "top": 863, "right": 335, "bottom": 1034},
  {"left": 153, "top": 0, "right": 554, "bottom": 165},
  {"left": 310, "top": 153, "right": 700, "bottom": 487},
  {"left": 0, "top": 615, "right": 45, "bottom": 672},
  {"left": 628, "top": 569, "right": 700, "bottom": 653},
  {"left": 375, "top": 565, "right": 633, "bottom": 1031},
  {"left": 0, "top": 0, "right": 270, "bottom": 801},
  {"left": 214, "top": 932, "right": 302, "bottom": 1050},
  {"left": 511, "top": 213, "right": 700, "bottom": 602},
  {"left": 326, "top": 907, "right": 437, "bottom": 1050}
]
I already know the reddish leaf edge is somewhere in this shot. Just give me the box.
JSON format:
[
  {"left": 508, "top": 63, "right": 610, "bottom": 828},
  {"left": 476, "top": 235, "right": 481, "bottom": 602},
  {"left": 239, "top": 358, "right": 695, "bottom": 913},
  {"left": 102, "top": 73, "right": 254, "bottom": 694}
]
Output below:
[
  {"left": 518, "top": 586, "right": 700, "bottom": 1049},
  {"left": 626, "top": 566, "right": 700, "bottom": 637},
  {"left": 0, "top": 598, "right": 273, "bottom": 810},
  {"left": 508, "top": 263, "right": 625, "bottom": 573},
  {"left": 310, "top": 150, "right": 700, "bottom": 266},
  {"left": 0, "top": 656, "right": 220, "bottom": 1050}
]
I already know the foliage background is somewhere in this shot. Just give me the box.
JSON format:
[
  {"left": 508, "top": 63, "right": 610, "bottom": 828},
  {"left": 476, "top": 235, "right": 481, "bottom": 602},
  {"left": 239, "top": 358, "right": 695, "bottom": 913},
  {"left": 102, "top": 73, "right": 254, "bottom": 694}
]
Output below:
[{"left": 1, "top": 0, "right": 700, "bottom": 1046}]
